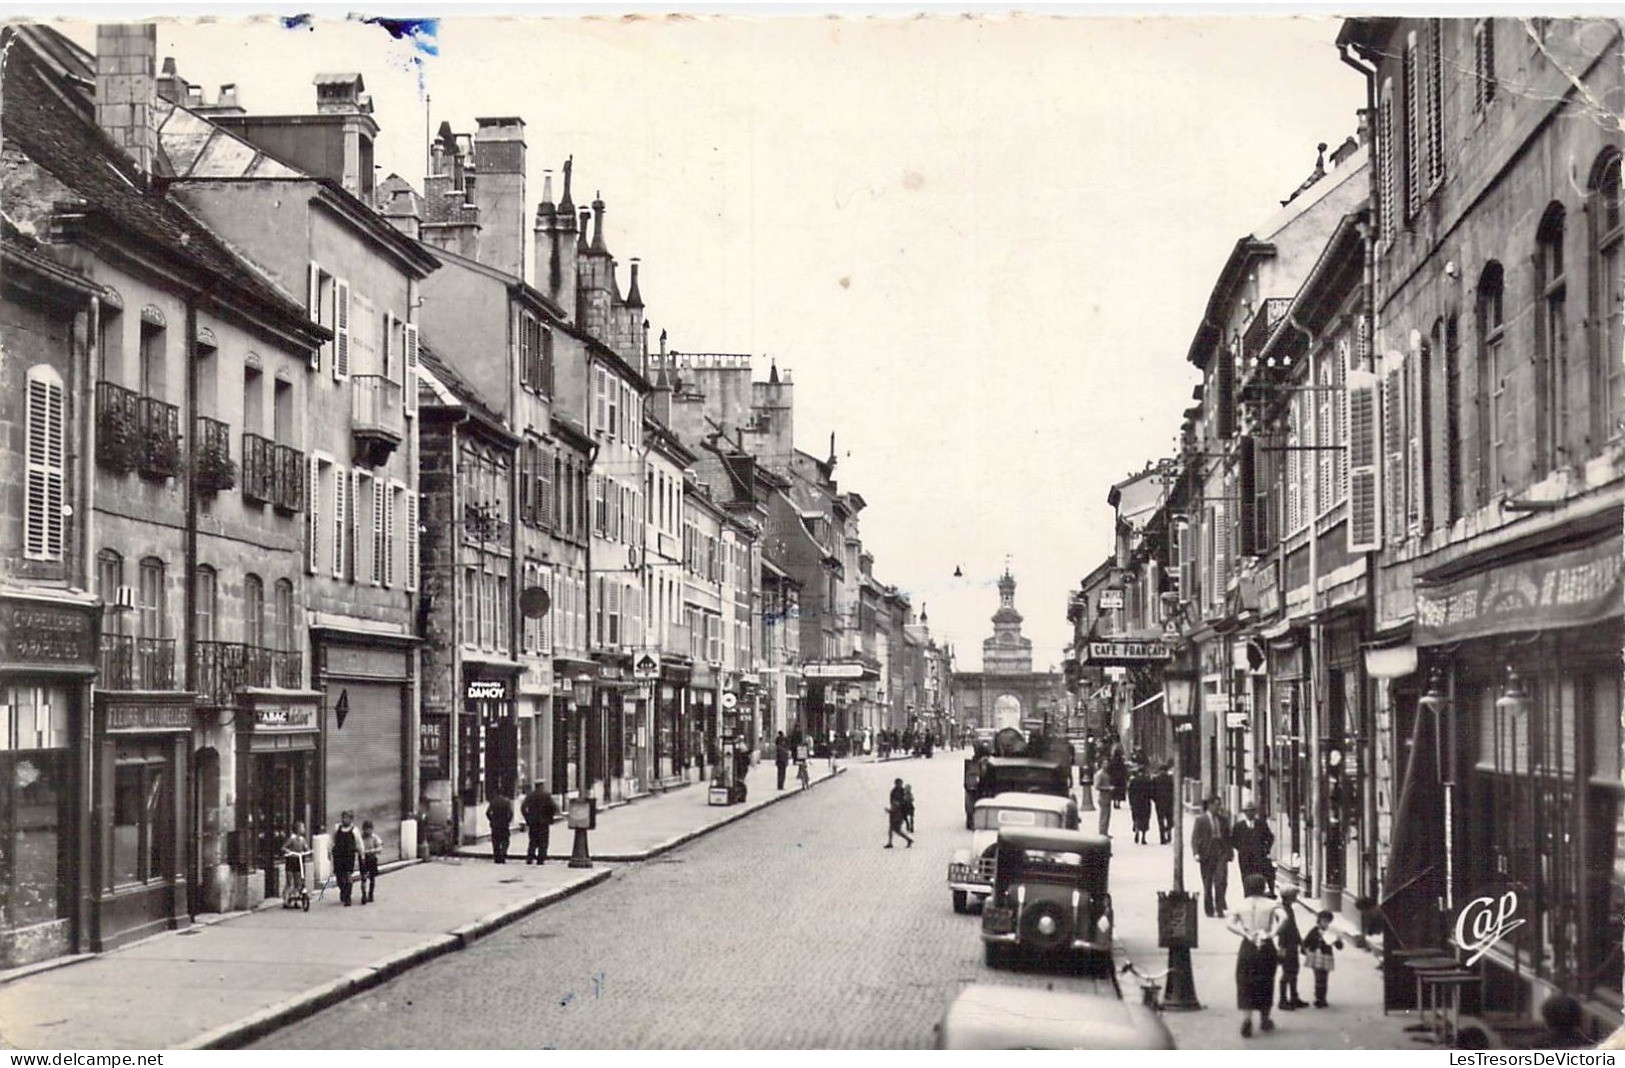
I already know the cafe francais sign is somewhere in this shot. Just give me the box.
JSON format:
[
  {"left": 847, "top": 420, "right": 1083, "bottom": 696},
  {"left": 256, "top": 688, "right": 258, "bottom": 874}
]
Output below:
[{"left": 1081, "top": 639, "right": 1172, "bottom": 667}]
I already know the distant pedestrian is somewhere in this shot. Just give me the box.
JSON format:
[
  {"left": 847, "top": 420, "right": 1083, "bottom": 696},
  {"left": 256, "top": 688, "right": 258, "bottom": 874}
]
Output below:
[
  {"left": 1127, "top": 766, "right": 1153, "bottom": 845},
  {"left": 520, "top": 781, "right": 558, "bottom": 865},
  {"left": 1094, "top": 765, "right": 1113, "bottom": 836},
  {"left": 1301, "top": 909, "right": 1343, "bottom": 1008},
  {"left": 1107, "top": 746, "right": 1128, "bottom": 809},
  {"left": 328, "top": 811, "right": 362, "bottom": 907},
  {"left": 1231, "top": 801, "right": 1276, "bottom": 897},
  {"left": 282, "top": 821, "right": 310, "bottom": 900},
  {"left": 1192, "top": 796, "right": 1233, "bottom": 916},
  {"left": 1227, "top": 874, "right": 1286, "bottom": 1038},
  {"left": 902, "top": 783, "right": 916, "bottom": 833},
  {"left": 885, "top": 778, "right": 913, "bottom": 848},
  {"left": 1275, "top": 887, "right": 1308, "bottom": 1009},
  {"left": 1151, "top": 762, "right": 1175, "bottom": 844},
  {"left": 359, "top": 820, "right": 383, "bottom": 904},
  {"left": 774, "top": 733, "right": 790, "bottom": 790},
  {"left": 487, "top": 790, "right": 514, "bottom": 864},
  {"left": 1536, "top": 995, "right": 1592, "bottom": 1049}
]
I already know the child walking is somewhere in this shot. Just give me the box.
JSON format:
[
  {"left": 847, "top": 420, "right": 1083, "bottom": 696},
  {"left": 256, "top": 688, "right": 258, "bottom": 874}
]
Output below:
[
  {"left": 1301, "top": 909, "right": 1345, "bottom": 1007},
  {"left": 1275, "top": 887, "right": 1309, "bottom": 1010},
  {"left": 359, "top": 819, "right": 383, "bottom": 905}
]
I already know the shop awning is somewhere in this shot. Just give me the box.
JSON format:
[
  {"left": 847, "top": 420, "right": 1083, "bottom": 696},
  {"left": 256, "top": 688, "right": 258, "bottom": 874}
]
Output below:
[
  {"left": 1131, "top": 692, "right": 1165, "bottom": 711},
  {"left": 1415, "top": 533, "right": 1622, "bottom": 646},
  {"left": 1376, "top": 705, "right": 1447, "bottom": 967}
]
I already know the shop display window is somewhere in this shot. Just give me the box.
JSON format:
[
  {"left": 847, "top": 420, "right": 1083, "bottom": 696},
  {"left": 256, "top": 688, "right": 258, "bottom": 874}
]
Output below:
[
  {"left": 1, "top": 687, "right": 73, "bottom": 929},
  {"left": 110, "top": 746, "right": 171, "bottom": 890}
]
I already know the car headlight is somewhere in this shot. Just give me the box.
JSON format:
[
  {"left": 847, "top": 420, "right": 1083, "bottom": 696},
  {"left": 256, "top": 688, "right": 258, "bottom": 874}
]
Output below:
[{"left": 1037, "top": 914, "right": 1058, "bottom": 936}]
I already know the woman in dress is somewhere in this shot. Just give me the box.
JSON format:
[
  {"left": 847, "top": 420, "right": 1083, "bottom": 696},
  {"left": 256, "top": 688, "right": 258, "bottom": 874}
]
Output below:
[
  {"left": 1126, "top": 765, "right": 1154, "bottom": 844},
  {"left": 1226, "top": 873, "right": 1286, "bottom": 1038}
]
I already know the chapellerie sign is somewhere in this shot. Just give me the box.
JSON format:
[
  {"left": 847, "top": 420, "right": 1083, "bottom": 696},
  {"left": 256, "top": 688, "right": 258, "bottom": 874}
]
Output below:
[
  {"left": 1415, "top": 535, "right": 1623, "bottom": 646},
  {"left": 0, "top": 603, "right": 92, "bottom": 666}
]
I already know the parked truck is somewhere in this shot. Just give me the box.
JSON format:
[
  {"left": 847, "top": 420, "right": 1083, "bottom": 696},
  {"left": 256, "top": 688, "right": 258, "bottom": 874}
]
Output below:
[{"left": 962, "top": 729, "right": 1075, "bottom": 829}]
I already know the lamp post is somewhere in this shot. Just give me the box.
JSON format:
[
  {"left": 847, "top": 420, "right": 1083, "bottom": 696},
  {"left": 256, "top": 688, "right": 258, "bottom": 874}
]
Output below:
[
  {"left": 569, "top": 676, "right": 595, "bottom": 869},
  {"left": 1160, "top": 663, "right": 1202, "bottom": 1010},
  {"left": 1417, "top": 666, "right": 1454, "bottom": 914}
]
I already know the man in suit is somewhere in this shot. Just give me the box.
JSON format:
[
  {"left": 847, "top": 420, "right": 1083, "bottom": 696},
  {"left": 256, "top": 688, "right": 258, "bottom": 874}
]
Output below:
[
  {"left": 1231, "top": 800, "right": 1277, "bottom": 897},
  {"left": 1151, "top": 762, "right": 1176, "bottom": 844},
  {"left": 1191, "top": 796, "right": 1234, "bottom": 916}
]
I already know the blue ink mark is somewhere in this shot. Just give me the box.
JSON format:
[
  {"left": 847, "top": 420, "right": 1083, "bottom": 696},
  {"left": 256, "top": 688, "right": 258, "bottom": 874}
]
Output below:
[
  {"left": 353, "top": 16, "right": 439, "bottom": 57},
  {"left": 593, "top": 972, "right": 605, "bottom": 999},
  {"left": 559, "top": 992, "right": 575, "bottom": 1008},
  {"left": 279, "top": 14, "right": 314, "bottom": 31}
]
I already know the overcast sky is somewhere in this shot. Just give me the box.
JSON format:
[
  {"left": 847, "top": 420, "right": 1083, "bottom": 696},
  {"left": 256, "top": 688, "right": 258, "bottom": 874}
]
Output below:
[{"left": 45, "top": 10, "right": 1366, "bottom": 671}]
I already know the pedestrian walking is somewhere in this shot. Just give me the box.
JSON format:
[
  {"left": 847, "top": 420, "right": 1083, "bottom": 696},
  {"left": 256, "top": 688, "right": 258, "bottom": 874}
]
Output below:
[
  {"left": 1231, "top": 801, "right": 1276, "bottom": 897},
  {"left": 1127, "top": 765, "right": 1153, "bottom": 845},
  {"left": 1093, "top": 765, "right": 1113, "bottom": 836},
  {"left": 358, "top": 820, "right": 382, "bottom": 904},
  {"left": 486, "top": 789, "right": 514, "bottom": 864},
  {"left": 1301, "top": 909, "right": 1344, "bottom": 1008},
  {"left": 1151, "top": 762, "right": 1175, "bottom": 844},
  {"left": 885, "top": 777, "right": 913, "bottom": 848},
  {"left": 1192, "top": 796, "right": 1233, "bottom": 916},
  {"left": 328, "top": 811, "right": 362, "bottom": 907},
  {"left": 903, "top": 783, "right": 916, "bottom": 833},
  {"left": 1107, "top": 745, "right": 1128, "bottom": 809},
  {"left": 520, "top": 781, "right": 558, "bottom": 865},
  {"left": 1275, "top": 887, "right": 1309, "bottom": 1009},
  {"left": 1227, "top": 874, "right": 1286, "bottom": 1038},
  {"left": 774, "top": 733, "right": 790, "bottom": 790}
]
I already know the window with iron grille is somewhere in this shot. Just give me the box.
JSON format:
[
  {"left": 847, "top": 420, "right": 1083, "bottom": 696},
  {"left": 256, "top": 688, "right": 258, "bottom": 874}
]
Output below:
[{"left": 1473, "top": 19, "right": 1496, "bottom": 110}]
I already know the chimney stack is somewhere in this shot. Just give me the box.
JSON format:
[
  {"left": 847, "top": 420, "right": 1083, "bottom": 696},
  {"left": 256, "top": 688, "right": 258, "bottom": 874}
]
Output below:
[
  {"left": 472, "top": 117, "right": 526, "bottom": 281},
  {"left": 96, "top": 24, "right": 159, "bottom": 179},
  {"left": 539, "top": 158, "right": 579, "bottom": 323}
]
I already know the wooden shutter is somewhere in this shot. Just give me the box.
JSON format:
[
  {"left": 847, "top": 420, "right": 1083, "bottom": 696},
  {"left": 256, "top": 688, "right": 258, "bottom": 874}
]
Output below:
[
  {"left": 1378, "top": 83, "right": 1396, "bottom": 243},
  {"left": 333, "top": 279, "right": 351, "bottom": 380},
  {"left": 1238, "top": 436, "right": 1258, "bottom": 556},
  {"left": 384, "top": 482, "right": 397, "bottom": 587},
  {"left": 371, "top": 476, "right": 385, "bottom": 585},
  {"left": 1216, "top": 345, "right": 1236, "bottom": 439},
  {"left": 1347, "top": 370, "right": 1382, "bottom": 551},
  {"left": 307, "top": 263, "right": 322, "bottom": 371},
  {"left": 1382, "top": 363, "right": 1405, "bottom": 545},
  {"left": 307, "top": 455, "right": 321, "bottom": 573},
  {"left": 24, "top": 370, "right": 65, "bottom": 561},
  {"left": 403, "top": 322, "right": 419, "bottom": 417},
  {"left": 382, "top": 312, "right": 395, "bottom": 384},
  {"left": 1404, "top": 34, "right": 1422, "bottom": 220},
  {"left": 1426, "top": 20, "right": 1444, "bottom": 188},
  {"left": 332, "top": 465, "right": 348, "bottom": 579},
  {"left": 405, "top": 491, "right": 419, "bottom": 592},
  {"left": 540, "top": 446, "right": 554, "bottom": 530},
  {"left": 594, "top": 367, "right": 607, "bottom": 433}
]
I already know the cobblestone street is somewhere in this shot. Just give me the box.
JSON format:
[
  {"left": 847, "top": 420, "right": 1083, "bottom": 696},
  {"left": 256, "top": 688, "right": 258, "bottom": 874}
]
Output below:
[{"left": 254, "top": 755, "right": 1116, "bottom": 1049}]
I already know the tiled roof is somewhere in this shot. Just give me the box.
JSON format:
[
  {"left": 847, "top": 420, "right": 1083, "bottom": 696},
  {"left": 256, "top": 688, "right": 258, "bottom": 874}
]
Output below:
[{"left": 2, "top": 26, "right": 317, "bottom": 329}]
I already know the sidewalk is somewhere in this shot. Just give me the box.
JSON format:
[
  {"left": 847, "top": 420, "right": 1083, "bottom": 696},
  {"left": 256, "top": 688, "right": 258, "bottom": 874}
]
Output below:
[{"left": 0, "top": 763, "right": 843, "bottom": 1050}]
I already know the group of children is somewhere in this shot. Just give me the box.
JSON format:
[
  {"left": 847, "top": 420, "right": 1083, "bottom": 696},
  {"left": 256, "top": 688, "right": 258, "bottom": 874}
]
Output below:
[
  {"left": 1228, "top": 874, "right": 1345, "bottom": 1039},
  {"left": 280, "top": 812, "right": 385, "bottom": 907}
]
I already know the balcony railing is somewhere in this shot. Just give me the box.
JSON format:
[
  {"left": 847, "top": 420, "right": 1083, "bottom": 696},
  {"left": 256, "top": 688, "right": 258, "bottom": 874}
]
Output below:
[
  {"left": 96, "top": 381, "right": 141, "bottom": 475},
  {"left": 350, "top": 374, "right": 403, "bottom": 467},
  {"left": 98, "top": 634, "right": 177, "bottom": 690},
  {"left": 137, "top": 396, "right": 181, "bottom": 482},
  {"left": 463, "top": 503, "right": 511, "bottom": 545},
  {"left": 274, "top": 443, "right": 306, "bottom": 513},
  {"left": 1241, "top": 297, "right": 1294, "bottom": 367},
  {"left": 242, "top": 432, "right": 276, "bottom": 503},
  {"left": 193, "top": 415, "right": 235, "bottom": 495},
  {"left": 193, "top": 641, "right": 303, "bottom": 706}
]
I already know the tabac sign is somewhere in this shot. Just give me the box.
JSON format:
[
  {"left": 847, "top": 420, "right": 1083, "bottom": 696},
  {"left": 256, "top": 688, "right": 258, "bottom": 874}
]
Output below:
[
  {"left": 1415, "top": 535, "right": 1622, "bottom": 646},
  {"left": 1081, "top": 639, "right": 1172, "bottom": 667}
]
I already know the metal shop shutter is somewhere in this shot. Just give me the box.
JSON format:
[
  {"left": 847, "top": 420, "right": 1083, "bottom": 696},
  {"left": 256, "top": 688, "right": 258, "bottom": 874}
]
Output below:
[{"left": 324, "top": 680, "right": 404, "bottom": 860}]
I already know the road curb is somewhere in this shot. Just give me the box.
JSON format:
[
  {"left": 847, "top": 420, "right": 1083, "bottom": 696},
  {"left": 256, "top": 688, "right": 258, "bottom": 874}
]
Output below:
[{"left": 181, "top": 869, "right": 612, "bottom": 1050}]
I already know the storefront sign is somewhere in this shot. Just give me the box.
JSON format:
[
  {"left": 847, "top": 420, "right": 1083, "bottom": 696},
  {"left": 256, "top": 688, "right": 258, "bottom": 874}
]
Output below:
[
  {"left": 254, "top": 703, "right": 316, "bottom": 732},
  {"left": 633, "top": 654, "right": 659, "bottom": 679},
  {"left": 1416, "top": 536, "right": 1623, "bottom": 645},
  {"left": 420, "top": 715, "right": 449, "bottom": 779},
  {"left": 1081, "top": 640, "right": 1171, "bottom": 666},
  {"left": 0, "top": 603, "right": 91, "bottom": 666},
  {"left": 804, "top": 661, "right": 864, "bottom": 679},
  {"left": 465, "top": 678, "right": 509, "bottom": 701},
  {"left": 1098, "top": 590, "right": 1124, "bottom": 610},
  {"left": 105, "top": 701, "right": 192, "bottom": 733}
]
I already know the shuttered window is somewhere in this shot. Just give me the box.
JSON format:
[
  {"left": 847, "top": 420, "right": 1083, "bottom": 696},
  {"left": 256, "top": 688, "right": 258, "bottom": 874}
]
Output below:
[
  {"left": 403, "top": 321, "right": 419, "bottom": 418},
  {"left": 1425, "top": 20, "right": 1444, "bottom": 190},
  {"left": 405, "top": 491, "right": 419, "bottom": 592},
  {"left": 24, "top": 367, "right": 66, "bottom": 561},
  {"left": 332, "top": 279, "right": 351, "bottom": 380},
  {"left": 1347, "top": 370, "right": 1382, "bottom": 552},
  {"left": 1404, "top": 33, "right": 1422, "bottom": 220},
  {"left": 332, "top": 465, "right": 348, "bottom": 580},
  {"left": 1382, "top": 363, "right": 1405, "bottom": 544},
  {"left": 1474, "top": 19, "right": 1496, "bottom": 111}
]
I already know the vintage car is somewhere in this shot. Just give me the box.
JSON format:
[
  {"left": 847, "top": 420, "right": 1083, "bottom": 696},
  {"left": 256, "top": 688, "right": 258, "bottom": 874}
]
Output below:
[
  {"left": 980, "top": 827, "right": 1113, "bottom": 970},
  {"left": 934, "top": 984, "right": 1174, "bottom": 1049},
  {"left": 963, "top": 754, "right": 1072, "bottom": 829},
  {"left": 948, "top": 792, "right": 1080, "bottom": 914}
]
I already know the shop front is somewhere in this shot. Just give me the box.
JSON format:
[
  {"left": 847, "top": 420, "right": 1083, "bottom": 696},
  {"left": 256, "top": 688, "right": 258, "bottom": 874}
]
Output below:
[
  {"left": 458, "top": 666, "right": 520, "bottom": 841},
  {"left": 655, "top": 661, "right": 689, "bottom": 786},
  {"left": 315, "top": 633, "right": 413, "bottom": 866},
  {"left": 238, "top": 693, "right": 320, "bottom": 902},
  {"left": 689, "top": 663, "right": 717, "bottom": 781},
  {"left": 1266, "top": 632, "right": 1311, "bottom": 890},
  {"left": 93, "top": 692, "right": 191, "bottom": 950},
  {"left": 0, "top": 594, "right": 96, "bottom": 967},
  {"left": 1403, "top": 532, "right": 1624, "bottom": 1030},
  {"left": 515, "top": 655, "right": 552, "bottom": 794},
  {"left": 551, "top": 661, "right": 595, "bottom": 800}
]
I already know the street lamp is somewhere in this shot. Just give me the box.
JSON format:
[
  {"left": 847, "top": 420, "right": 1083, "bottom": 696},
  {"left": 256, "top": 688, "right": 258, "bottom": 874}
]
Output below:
[
  {"left": 1160, "top": 663, "right": 1202, "bottom": 1011},
  {"left": 568, "top": 676, "right": 595, "bottom": 869}
]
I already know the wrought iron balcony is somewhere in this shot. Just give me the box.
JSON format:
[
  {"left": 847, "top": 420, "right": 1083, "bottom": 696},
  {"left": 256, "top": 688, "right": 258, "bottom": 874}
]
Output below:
[
  {"left": 193, "top": 416, "right": 235, "bottom": 495},
  {"left": 242, "top": 432, "right": 276, "bottom": 504},
  {"left": 137, "top": 396, "right": 181, "bottom": 482},
  {"left": 350, "top": 374, "right": 403, "bottom": 468},
  {"left": 193, "top": 641, "right": 303, "bottom": 706},
  {"left": 98, "top": 634, "right": 177, "bottom": 691},
  {"left": 273, "top": 443, "right": 306, "bottom": 513},
  {"left": 95, "top": 381, "right": 141, "bottom": 475}
]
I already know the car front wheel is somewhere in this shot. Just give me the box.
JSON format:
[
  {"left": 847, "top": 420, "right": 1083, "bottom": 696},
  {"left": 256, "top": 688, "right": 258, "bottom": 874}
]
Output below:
[
  {"left": 984, "top": 942, "right": 1007, "bottom": 969},
  {"left": 952, "top": 890, "right": 968, "bottom": 914}
]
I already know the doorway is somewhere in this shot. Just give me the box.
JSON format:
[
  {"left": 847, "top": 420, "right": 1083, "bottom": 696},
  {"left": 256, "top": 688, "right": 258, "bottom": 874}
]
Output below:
[{"left": 251, "top": 751, "right": 310, "bottom": 898}]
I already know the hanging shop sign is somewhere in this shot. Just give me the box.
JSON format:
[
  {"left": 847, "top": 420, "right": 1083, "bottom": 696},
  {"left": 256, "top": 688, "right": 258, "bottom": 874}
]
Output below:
[
  {"left": 1080, "top": 640, "right": 1171, "bottom": 667},
  {"left": 1415, "top": 535, "right": 1623, "bottom": 646},
  {"left": 253, "top": 702, "right": 317, "bottom": 732}
]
